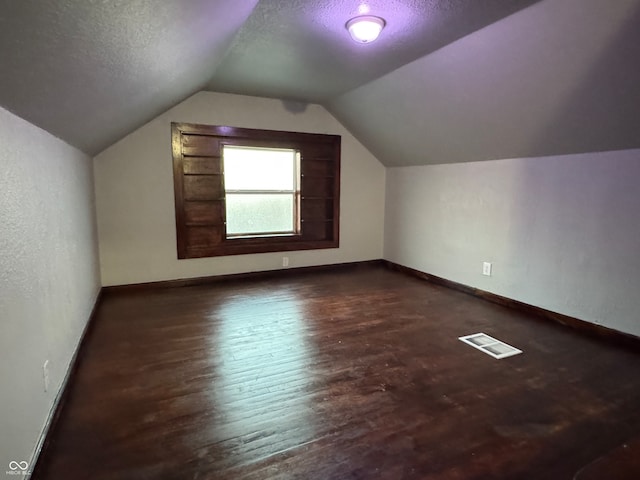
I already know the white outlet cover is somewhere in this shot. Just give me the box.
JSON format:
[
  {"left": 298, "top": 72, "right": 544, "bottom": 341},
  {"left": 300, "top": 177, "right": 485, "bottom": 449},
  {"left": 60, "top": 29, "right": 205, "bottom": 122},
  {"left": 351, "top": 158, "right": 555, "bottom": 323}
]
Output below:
[
  {"left": 43, "top": 360, "right": 50, "bottom": 392},
  {"left": 482, "top": 262, "right": 492, "bottom": 276}
]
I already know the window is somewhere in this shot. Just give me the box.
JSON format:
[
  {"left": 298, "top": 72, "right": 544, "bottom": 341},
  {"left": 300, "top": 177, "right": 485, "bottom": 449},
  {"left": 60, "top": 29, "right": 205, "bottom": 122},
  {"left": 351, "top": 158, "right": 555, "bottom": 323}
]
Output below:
[
  {"left": 223, "top": 146, "right": 300, "bottom": 237},
  {"left": 171, "top": 123, "right": 340, "bottom": 259}
]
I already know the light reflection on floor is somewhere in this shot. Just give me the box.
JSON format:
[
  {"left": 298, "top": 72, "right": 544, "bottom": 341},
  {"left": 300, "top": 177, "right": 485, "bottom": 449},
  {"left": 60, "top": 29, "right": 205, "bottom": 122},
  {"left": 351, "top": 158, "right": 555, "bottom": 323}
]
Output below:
[{"left": 207, "top": 288, "right": 319, "bottom": 464}]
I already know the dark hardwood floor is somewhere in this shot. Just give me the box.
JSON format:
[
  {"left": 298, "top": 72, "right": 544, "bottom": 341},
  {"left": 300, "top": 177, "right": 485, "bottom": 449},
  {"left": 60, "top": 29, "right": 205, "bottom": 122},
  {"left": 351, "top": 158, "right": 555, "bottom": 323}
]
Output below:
[{"left": 34, "top": 264, "right": 640, "bottom": 479}]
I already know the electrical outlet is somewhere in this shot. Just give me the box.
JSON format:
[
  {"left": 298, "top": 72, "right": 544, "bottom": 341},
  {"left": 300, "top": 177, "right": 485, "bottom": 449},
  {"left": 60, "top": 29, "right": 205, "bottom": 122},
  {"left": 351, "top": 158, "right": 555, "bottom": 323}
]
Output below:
[
  {"left": 43, "top": 360, "right": 50, "bottom": 392},
  {"left": 482, "top": 262, "right": 492, "bottom": 276},
  {"left": 282, "top": 256, "right": 289, "bottom": 267}
]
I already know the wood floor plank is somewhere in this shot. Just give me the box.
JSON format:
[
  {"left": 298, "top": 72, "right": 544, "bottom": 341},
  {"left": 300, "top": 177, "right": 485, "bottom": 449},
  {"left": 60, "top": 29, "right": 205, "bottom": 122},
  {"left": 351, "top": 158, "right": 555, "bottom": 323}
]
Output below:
[
  {"left": 33, "top": 264, "right": 640, "bottom": 479},
  {"left": 575, "top": 433, "right": 640, "bottom": 480}
]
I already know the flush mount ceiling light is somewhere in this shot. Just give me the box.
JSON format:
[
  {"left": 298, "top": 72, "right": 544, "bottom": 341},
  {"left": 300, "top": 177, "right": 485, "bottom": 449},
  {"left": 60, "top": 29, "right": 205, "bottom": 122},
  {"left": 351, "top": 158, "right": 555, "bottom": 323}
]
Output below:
[{"left": 346, "top": 15, "right": 386, "bottom": 43}]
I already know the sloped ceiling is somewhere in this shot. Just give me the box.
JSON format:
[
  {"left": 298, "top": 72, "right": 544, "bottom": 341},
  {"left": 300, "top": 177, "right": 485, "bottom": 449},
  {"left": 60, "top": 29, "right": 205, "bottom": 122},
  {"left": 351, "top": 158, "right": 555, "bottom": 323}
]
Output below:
[
  {"left": 0, "top": 0, "right": 638, "bottom": 164},
  {"left": 206, "top": 0, "right": 540, "bottom": 102},
  {"left": 0, "top": 0, "right": 259, "bottom": 155},
  {"left": 328, "top": 0, "right": 640, "bottom": 166}
]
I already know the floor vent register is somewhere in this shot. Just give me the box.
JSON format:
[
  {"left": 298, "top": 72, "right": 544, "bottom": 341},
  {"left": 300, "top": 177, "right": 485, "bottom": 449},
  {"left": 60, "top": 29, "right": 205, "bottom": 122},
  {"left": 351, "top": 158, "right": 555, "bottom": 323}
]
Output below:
[{"left": 459, "top": 333, "right": 523, "bottom": 359}]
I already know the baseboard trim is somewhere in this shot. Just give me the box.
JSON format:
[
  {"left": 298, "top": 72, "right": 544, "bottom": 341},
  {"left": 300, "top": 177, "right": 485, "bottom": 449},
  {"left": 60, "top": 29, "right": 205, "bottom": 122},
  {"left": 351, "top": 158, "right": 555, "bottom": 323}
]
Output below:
[
  {"left": 28, "top": 288, "right": 104, "bottom": 480},
  {"left": 103, "top": 260, "right": 384, "bottom": 293},
  {"left": 383, "top": 260, "right": 640, "bottom": 351}
]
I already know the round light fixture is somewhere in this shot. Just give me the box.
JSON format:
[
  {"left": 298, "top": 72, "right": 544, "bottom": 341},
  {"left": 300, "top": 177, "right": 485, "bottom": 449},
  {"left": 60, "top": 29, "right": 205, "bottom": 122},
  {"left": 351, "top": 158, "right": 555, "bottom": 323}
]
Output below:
[{"left": 346, "top": 15, "right": 386, "bottom": 43}]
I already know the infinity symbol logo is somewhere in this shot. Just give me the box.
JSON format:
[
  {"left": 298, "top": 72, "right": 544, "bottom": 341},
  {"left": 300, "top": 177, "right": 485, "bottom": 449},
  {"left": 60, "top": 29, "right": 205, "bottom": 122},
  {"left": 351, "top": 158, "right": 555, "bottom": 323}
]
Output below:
[{"left": 8, "top": 461, "right": 28, "bottom": 471}]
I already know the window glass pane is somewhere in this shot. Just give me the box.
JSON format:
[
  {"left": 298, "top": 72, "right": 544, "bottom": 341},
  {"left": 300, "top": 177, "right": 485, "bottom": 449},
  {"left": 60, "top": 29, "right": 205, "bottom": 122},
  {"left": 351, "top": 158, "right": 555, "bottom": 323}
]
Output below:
[
  {"left": 223, "top": 146, "right": 296, "bottom": 191},
  {"left": 226, "top": 194, "right": 294, "bottom": 235}
]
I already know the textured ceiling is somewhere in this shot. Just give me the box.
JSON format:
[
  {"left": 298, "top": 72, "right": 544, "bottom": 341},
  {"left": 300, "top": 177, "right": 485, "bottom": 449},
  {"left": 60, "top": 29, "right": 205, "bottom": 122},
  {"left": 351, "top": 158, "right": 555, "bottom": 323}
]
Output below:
[
  {"left": 328, "top": 0, "right": 640, "bottom": 166},
  {"left": 206, "top": 0, "right": 540, "bottom": 102},
  {"left": 0, "top": 0, "right": 258, "bottom": 155},
  {"left": 0, "top": 0, "right": 638, "bottom": 164},
  {"left": 0, "top": 0, "right": 539, "bottom": 156}
]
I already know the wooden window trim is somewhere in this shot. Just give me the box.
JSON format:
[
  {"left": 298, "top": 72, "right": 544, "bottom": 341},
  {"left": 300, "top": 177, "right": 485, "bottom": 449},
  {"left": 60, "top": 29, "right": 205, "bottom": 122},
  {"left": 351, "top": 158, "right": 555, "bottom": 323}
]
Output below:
[{"left": 172, "top": 122, "right": 341, "bottom": 259}]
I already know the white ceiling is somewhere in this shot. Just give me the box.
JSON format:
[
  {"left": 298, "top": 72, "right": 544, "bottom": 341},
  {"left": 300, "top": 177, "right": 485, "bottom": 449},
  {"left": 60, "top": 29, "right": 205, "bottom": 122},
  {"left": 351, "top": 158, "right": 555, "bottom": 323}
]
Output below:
[
  {"left": 328, "top": 0, "right": 640, "bottom": 165},
  {"left": 0, "top": 0, "right": 259, "bottom": 154},
  {"left": 1, "top": 0, "right": 639, "bottom": 164},
  {"left": 206, "top": 0, "right": 540, "bottom": 102}
]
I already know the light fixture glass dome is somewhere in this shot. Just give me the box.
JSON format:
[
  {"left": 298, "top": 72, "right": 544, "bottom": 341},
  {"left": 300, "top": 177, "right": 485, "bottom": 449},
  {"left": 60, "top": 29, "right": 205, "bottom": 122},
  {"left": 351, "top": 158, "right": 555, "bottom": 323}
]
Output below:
[{"left": 346, "top": 15, "right": 386, "bottom": 43}]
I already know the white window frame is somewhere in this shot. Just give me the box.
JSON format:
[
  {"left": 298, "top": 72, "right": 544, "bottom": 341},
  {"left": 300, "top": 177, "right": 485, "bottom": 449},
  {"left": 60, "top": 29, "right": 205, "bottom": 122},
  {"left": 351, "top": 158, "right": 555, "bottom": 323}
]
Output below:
[{"left": 222, "top": 145, "right": 301, "bottom": 239}]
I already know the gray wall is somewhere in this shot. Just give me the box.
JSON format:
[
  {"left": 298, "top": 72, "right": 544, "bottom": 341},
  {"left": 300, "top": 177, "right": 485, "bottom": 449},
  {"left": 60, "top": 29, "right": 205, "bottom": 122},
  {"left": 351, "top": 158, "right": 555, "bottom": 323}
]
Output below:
[
  {"left": 0, "top": 107, "right": 101, "bottom": 472},
  {"left": 385, "top": 148, "right": 640, "bottom": 337}
]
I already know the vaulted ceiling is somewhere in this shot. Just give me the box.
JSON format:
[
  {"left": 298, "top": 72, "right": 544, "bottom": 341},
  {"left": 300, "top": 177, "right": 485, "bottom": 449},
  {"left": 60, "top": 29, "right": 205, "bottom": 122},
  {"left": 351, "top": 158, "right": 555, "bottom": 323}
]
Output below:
[{"left": 1, "top": 0, "right": 639, "bottom": 165}]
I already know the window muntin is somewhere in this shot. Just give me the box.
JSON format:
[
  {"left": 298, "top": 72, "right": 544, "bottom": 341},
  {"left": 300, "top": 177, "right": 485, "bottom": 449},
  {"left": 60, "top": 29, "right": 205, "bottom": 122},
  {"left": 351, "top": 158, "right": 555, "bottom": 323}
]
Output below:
[{"left": 223, "top": 145, "right": 300, "bottom": 237}]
